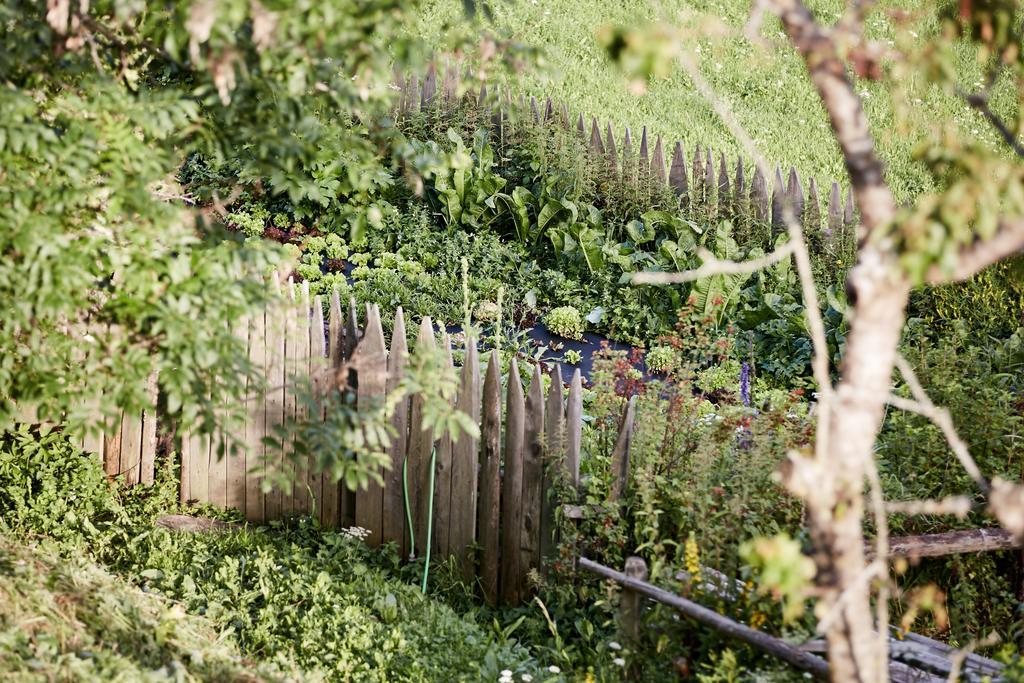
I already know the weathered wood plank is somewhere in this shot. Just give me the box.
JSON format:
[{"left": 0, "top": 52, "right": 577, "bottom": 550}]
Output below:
[
  {"left": 540, "top": 363, "right": 565, "bottom": 569},
  {"left": 478, "top": 351, "right": 502, "bottom": 605},
  {"left": 605, "top": 123, "right": 618, "bottom": 176},
  {"left": 310, "top": 295, "right": 327, "bottom": 522},
  {"left": 669, "top": 141, "right": 689, "bottom": 205},
  {"left": 409, "top": 317, "right": 436, "bottom": 555},
  {"left": 139, "top": 372, "right": 158, "bottom": 485},
  {"left": 650, "top": 135, "right": 665, "bottom": 183},
  {"left": 589, "top": 117, "right": 603, "bottom": 154},
  {"left": 751, "top": 166, "right": 769, "bottom": 223},
  {"left": 450, "top": 335, "right": 480, "bottom": 580},
  {"left": 787, "top": 166, "right": 805, "bottom": 228},
  {"left": 282, "top": 282, "right": 300, "bottom": 515},
  {"left": 806, "top": 177, "right": 822, "bottom": 235},
  {"left": 420, "top": 62, "right": 437, "bottom": 109},
  {"left": 225, "top": 315, "right": 249, "bottom": 512},
  {"left": 384, "top": 308, "right": 410, "bottom": 554},
  {"left": 245, "top": 308, "right": 267, "bottom": 522},
  {"left": 565, "top": 369, "right": 583, "bottom": 489},
  {"left": 879, "top": 528, "right": 1020, "bottom": 559},
  {"left": 771, "top": 166, "right": 786, "bottom": 236},
  {"left": 827, "top": 181, "right": 842, "bottom": 239},
  {"left": 322, "top": 291, "right": 345, "bottom": 527},
  {"left": 433, "top": 332, "right": 456, "bottom": 558},
  {"left": 500, "top": 358, "right": 526, "bottom": 605},
  {"left": 579, "top": 557, "right": 831, "bottom": 680},
  {"left": 520, "top": 364, "right": 546, "bottom": 592},
  {"left": 119, "top": 402, "right": 143, "bottom": 486},
  {"left": 638, "top": 126, "right": 649, "bottom": 175},
  {"left": 264, "top": 279, "right": 287, "bottom": 520},
  {"left": 609, "top": 395, "right": 637, "bottom": 501},
  {"left": 341, "top": 298, "right": 360, "bottom": 528},
  {"left": 293, "top": 283, "right": 313, "bottom": 515},
  {"left": 355, "top": 304, "right": 388, "bottom": 546}
]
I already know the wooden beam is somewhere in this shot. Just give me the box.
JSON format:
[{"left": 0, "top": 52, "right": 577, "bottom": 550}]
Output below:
[{"left": 878, "top": 528, "right": 1019, "bottom": 559}]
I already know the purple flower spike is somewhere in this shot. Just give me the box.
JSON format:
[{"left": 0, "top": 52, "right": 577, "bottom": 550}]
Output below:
[{"left": 740, "top": 362, "right": 751, "bottom": 407}]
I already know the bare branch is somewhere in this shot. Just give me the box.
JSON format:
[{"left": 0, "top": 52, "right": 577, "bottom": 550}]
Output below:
[
  {"left": 926, "top": 218, "right": 1024, "bottom": 284},
  {"left": 631, "top": 242, "right": 796, "bottom": 284},
  {"left": 885, "top": 496, "right": 973, "bottom": 517},
  {"left": 960, "top": 88, "right": 1024, "bottom": 159},
  {"left": 770, "top": 0, "right": 897, "bottom": 234}
]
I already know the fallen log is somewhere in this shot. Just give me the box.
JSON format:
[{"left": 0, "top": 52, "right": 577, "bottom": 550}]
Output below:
[{"left": 875, "top": 528, "right": 1019, "bottom": 559}]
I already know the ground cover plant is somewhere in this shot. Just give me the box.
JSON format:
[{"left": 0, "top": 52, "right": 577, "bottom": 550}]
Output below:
[{"left": 0, "top": 426, "right": 553, "bottom": 682}]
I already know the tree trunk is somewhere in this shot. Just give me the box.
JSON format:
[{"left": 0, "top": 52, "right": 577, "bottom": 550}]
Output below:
[{"left": 812, "top": 257, "right": 910, "bottom": 682}]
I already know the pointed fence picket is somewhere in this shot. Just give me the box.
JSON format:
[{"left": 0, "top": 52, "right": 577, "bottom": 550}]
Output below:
[{"left": 393, "top": 62, "right": 861, "bottom": 239}]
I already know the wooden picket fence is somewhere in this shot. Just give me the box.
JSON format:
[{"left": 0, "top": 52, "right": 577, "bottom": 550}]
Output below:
[
  {"left": 394, "top": 61, "right": 860, "bottom": 239},
  {"left": 173, "top": 280, "right": 613, "bottom": 605}
]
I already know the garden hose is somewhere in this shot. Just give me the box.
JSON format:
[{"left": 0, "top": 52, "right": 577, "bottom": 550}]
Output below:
[{"left": 402, "top": 446, "right": 437, "bottom": 594}]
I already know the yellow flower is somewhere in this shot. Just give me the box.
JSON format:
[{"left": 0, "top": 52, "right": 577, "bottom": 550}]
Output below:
[
  {"left": 750, "top": 611, "right": 767, "bottom": 629},
  {"left": 684, "top": 532, "right": 701, "bottom": 584}
]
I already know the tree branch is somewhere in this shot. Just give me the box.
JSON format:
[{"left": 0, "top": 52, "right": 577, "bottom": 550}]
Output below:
[
  {"left": 925, "top": 218, "right": 1024, "bottom": 284},
  {"left": 961, "top": 89, "right": 1024, "bottom": 159},
  {"left": 771, "top": 0, "right": 896, "bottom": 234}
]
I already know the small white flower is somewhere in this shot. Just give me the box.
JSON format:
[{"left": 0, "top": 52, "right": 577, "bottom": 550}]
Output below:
[
  {"left": 501, "top": 672, "right": 512, "bottom": 678},
  {"left": 521, "top": 676, "right": 533, "bottom": 682},
  {"left": 910, "top": 31, "right": 919, "bottom": 38},
  {"left": 608, "top": 641, "right": 622, "bottom": 651},
  {"left": 614, "top": 657, "right": 626, "bottom": 667},
  {"left": 548, "top": 665, "right": 561, "bottom": 674},
  {"left": 499, "top": 677, "right": 512, "bottom": 683}
]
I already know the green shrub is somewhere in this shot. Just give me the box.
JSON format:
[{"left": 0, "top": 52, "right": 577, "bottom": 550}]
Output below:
[
  {"left": 227, "top": 205, "right": 270, "bottom": 238},
  {"left": 645, "top": 345, "right": 677, "bottom": 374},
  {"left": 545, "top": 306, "right": 584, "bottom": 340},
  {"left": 0, "top": 426, "right": 115, "bottom": 542}
]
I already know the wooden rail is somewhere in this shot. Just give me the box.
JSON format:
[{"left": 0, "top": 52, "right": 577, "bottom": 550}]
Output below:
[{"left": 578, "top": 556, "right": 831, "bottom": 680}]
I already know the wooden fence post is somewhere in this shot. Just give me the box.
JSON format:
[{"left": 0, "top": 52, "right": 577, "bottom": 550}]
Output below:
[
  {"left": 565, "top": 369, "right": 583, "bottom": 490},
  {"left": 409, "top": 317, "right": 436, "bottom": 555},
  {"left": 451, "top": 337, "right": 481, "bottom": 580},
  {"left": 540, "top": 363, "right": 565, "bottom": 570},
  {"left": 501, "top": 358, "right": 526, "bottom": 605},
  {"left": 479, "top": 350, "right": 503, "bottom": 605},
  {"left": 621, "top": 556, "right": 649, "bottom": 645},
  {"left": 310, "top": 295, "right": 327, "bottom": 522},
  {"left": 355, "top": 304, "right": 388, "bottom": 546},
  {"left": 609, "top": 395, "right": 637, "bottom": 501},
  {"left": 384, "top": 307, "right": 409, "bottom": 554},
  {"left": 246, "top": 307, "right": 267, "bottom": 523},
  {"left": 433, "top": 332, "right": 456, "bottom": 558},
  {"left": 520, "top": 364, "right": 546, "bottom": 592}
]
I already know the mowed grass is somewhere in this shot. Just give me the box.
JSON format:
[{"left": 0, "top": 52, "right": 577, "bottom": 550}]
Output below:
[{"left": 413, "top": 0, "right": 1019, "bottom": 203}]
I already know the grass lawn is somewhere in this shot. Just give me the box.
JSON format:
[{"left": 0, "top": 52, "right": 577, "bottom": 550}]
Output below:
[{"left": 413, "top": 0, "right": 1019, "bottom": 203}]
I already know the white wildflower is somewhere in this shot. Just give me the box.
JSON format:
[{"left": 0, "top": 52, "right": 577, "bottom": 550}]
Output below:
[
  {"left": 614, "top": 657, "right": 626, "bottom": 667},
  {"left": 521, "top": 676, "right": 533, "bottom": 682},
  {"left": 501, "top": 672, "right": 512, "bottom": 677},
  {"left": 608, "top": 641, "right": 622, "bottom": 651},
  {"left": 548, "top": 665, "right": 561, "bottom": 674}
]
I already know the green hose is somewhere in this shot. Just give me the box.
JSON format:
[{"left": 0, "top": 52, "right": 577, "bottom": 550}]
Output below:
[{"left": 402, "top": 446, "right": 437, "bottom": 594}]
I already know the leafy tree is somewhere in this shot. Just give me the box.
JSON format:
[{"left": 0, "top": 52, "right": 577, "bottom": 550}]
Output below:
[{"left": 0, "top": 0, "right": 427, "bottom": 437}]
